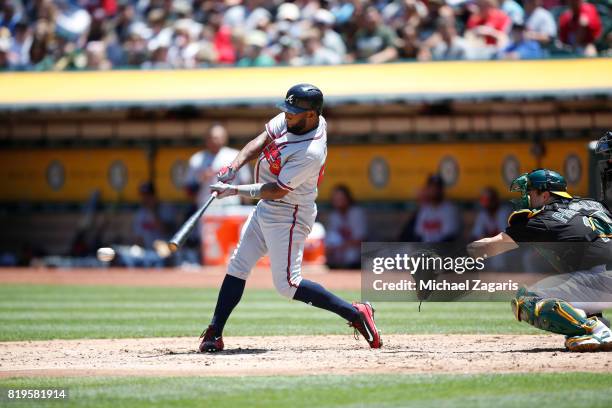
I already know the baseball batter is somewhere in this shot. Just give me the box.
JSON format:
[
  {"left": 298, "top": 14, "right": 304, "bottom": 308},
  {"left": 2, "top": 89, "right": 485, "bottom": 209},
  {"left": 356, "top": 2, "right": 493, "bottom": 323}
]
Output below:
[
  {"left": 469, "top": 169, "right": 612, "bottom": 352},
  {"left": 198, "top": 84, "right": 382, "bottom": 352}
]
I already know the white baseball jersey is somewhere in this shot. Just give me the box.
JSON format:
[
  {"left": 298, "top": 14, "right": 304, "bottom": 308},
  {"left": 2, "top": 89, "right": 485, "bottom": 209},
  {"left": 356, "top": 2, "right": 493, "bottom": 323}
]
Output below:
[
  {"left": 255, "top": 113, "right": 327, "bottom": 207},
  {"left": 226, "top": 113, "right": 327, "bottom": 298}
]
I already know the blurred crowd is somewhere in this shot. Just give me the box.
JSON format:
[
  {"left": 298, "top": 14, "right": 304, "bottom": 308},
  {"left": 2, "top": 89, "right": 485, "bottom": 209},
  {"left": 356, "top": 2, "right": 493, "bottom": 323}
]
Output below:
[
  {"left": 0, "top": 0, "right": 610, "bottom": 71},
  {"left": 326, "top": 174, "right": 512, "bottom": 268}
]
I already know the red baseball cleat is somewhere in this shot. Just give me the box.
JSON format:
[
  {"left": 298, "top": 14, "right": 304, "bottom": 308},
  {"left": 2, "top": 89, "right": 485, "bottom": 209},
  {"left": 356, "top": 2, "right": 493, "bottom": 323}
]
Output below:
[
  {"left": 199, "top": 325, "right": 224, "bottom": 353},
  {"left": 350, "top": 302, "right": 382, "bottom": 348}
]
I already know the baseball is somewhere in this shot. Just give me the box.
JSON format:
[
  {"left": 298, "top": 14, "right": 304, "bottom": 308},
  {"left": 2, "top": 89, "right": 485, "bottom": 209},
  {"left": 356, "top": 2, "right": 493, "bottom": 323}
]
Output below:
[{"left": 96, "top": 247, "right": 115, "bottom": 262}]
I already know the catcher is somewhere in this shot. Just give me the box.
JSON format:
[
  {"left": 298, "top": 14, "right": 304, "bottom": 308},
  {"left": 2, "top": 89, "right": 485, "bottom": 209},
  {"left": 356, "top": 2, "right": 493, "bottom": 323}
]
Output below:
[{"left": 469, "top": 168, "right": 612, "bottom": 352}]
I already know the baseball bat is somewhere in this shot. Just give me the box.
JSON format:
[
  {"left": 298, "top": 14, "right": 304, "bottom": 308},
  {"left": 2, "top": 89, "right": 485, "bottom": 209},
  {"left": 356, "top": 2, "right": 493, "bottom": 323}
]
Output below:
[{"left": 168, "top": 192, "right": 218, "bottom": 252}]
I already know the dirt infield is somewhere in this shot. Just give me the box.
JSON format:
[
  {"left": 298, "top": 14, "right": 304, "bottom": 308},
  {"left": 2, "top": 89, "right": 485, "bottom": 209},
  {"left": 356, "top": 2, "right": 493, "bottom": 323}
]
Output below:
[{"left": 1, "top": 334, "right": 610, "bottom": 378}]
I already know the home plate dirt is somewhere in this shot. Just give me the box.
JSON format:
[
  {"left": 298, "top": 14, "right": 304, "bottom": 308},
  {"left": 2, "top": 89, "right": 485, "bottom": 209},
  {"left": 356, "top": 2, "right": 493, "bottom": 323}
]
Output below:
[{"left": 2, "top": 334, "right": 611, "bottom": 378}]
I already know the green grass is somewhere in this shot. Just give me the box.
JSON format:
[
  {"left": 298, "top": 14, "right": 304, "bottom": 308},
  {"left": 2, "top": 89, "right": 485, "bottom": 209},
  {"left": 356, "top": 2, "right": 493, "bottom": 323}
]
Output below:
[
  {"left": 2, "top": 284, "right": 611, "bottom": 407},
  {"left": 1, "top": 373, "right": 611, "bottom": 408},
  {"left": 0, "top": 284, "right": 545, "bottom": 341}
]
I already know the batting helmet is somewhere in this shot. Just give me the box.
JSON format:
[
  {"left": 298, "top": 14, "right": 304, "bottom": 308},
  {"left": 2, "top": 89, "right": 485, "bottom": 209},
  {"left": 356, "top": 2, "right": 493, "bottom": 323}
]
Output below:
[{"left": 277, "top": 83, "right": 324, "bottom": 115}]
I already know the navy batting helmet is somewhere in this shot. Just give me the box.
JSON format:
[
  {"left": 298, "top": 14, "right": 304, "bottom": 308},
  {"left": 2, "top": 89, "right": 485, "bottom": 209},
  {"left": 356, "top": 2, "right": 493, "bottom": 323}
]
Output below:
[{"left": 277, "top": 83, "right": 324, "bottom": 115}]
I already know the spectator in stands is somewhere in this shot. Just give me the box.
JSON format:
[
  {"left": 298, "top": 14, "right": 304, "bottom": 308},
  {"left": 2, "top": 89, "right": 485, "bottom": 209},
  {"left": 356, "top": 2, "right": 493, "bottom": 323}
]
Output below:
[
  {"left": 145, "top": 8, "right": 172, "bottom": 53},
  {"left": 271, "top": 2, "right": 303, "bottom": 41},
  {"left": 86, "top": 7, "right": 108, "bottom": 43},
  {"left": 133, "top": 181, "right": 176, "bottom": 250},
  {"left": 295, "top": 0, "right": 321, "bottom": 21},
  {"left": 230, "top": 28, "right": 248, "bottom": 63},
  {"left": 276, "top": 2, "right": 301, "bottom": 26},
  {"left": 112, "top": 1, "right": 135, "bottom": 43},
  {"left": 25, "top": 0, "right": 57, "bottom": 23},
  {"left": 275, "top": 35, "right": 301, "bottom": 65},
  {"left": 350, "top": 6, "right": 398, "bottom": 63},
  {"left": 501, "top": 0, "right": 525, "bottom": 26},
  {"left": 471, "top": 187, "right": 511, "bottom": 240},
  {"left": 383, "top": 0, "right": 427, "bottom": 33},
  {"left": 48, "top": 32, "right": 83, "bottom": 71},
  {"left": 498, "top": 22, "right": 545, "bottom": 59},
  {"left": 194, "top": 41, "right": 219, "bottom": 67},
  {"left": 325, "top": 185, "right": 367, "bottom": 269},
  {"left": 398, "top": 187, "right": 426, "bottom": 242},
  {"left": 207, "top": 8, "right": 236, "bottom": 65},
  {"left": 603, "top": 31, "right": 612, "bottom": 57},
  {"left": 312, "top": 8, "right": 347, "bottom": 60},
  {"left": 300, "top": 28, "right": 342, "bottom": 65},
  {"left": 334, "top": 0, "right": 366, "bottom": 54},
  {"left": 558, "top": 0, "right": 602, "bottom": 56},
  {"left": 418, "top": 17, "right": 470, "bottom": 60},
  {"left": 523, "top": 0, "right": 557, "bottom": 46},
  {"left": 330, "top": 0, "right": 358, "bottom": 26},
  {"left": 142, "top": 36, "right": 171, "bottom": 69},
  {"left": 3, "top": 0, "right": 610, "bottom": 71},
  {"left": 466, "top": 0, "right": 512, "bottom": 47},
  {"left": 0, "top": 0, "right": 21, "bottom": 34},
  {"left": 236, "top": 29, "right": 274, "bottom": 66},
  {"left": 470, "top": 185, "right": 517, "bottom": 271},
  {"left": 55, "top": 0, "right": 92, "bottom": 42},
  {"left": 419, "top": 0, "right": 454, "bottom": 40},
  {"left": 184, "top": 123, "right": 251, "bottom": 208},
  {"left": 85, "top": 40, "right": 112, "bottom": 69},
  {"left": 28, "top": 22, "right": 53, "bottom": 70},
  {"left": 396, "top": 24, "right": 420, "bottom": 59},
  {"left": 223, "top": 0, "right": 270, "bottom": 30},
  {"left": 0, "top": 29, "right": 8, "bottom": 69},
  {"left": 166, "top": 0, "right": 192, "bottom": 23},
  {"left": 167, "top": 18, "right": 203, "bottom": 68},
  {"left": 413, "top": 174, "right": 461, "bottom": 243},
  {"left": 121, "top": 24, "right": 149, "bottom": 67},
  {"left": 8, "top": 21, "right": 30, "bottom": 68}
]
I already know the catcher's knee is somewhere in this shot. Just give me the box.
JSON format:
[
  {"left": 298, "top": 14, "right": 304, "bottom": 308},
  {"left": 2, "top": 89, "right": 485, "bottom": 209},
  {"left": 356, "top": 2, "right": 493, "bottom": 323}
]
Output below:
[{"left": 511, "top": 288, "right": 597, "bottom": 336}]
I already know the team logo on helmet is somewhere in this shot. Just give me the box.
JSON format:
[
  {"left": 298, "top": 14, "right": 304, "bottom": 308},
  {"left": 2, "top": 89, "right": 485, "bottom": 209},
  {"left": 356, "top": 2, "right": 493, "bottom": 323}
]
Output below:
[{"left": 286, "top": 95, "right": 295, "bottom": 105}]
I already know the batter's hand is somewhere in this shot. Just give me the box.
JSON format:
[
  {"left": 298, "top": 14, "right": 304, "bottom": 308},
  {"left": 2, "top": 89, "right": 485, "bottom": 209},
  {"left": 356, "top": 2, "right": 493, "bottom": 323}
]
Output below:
[
  {"left": 210, "top": 182, "right": 237, "bottom": 198},
  {"left": 217, "top": 166, "right": 237, "bottom": 183}
]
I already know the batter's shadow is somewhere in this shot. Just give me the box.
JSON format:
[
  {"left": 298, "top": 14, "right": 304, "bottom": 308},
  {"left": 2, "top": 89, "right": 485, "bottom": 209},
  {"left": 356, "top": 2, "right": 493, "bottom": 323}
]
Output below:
[{"left": 139, "top": 348, "right": 268, "bottom": 358}]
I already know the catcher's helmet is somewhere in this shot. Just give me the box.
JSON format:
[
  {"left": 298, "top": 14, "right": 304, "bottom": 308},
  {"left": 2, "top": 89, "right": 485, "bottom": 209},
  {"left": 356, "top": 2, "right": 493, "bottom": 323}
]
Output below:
[
  {"left": 510, "top": 168, "right": 572, "bottom": 209},
  {"left": 277, "top": 83, "right": 324, "bottom": 115},
  {"left": 526, "top": 168, "right": 571, "bottom": 198}
]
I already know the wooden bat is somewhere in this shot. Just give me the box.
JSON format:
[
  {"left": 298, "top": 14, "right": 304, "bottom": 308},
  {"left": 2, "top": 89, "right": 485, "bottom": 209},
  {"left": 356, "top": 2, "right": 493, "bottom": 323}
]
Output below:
[{"left": 168, "top": 192, "right": 218, "bottom": 252}]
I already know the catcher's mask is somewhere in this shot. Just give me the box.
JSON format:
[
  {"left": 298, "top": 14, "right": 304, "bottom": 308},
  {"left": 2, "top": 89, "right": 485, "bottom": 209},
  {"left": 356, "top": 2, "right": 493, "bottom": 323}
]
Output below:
[{"left": 510, "top": 168, "right": 572, "bottom": 210}]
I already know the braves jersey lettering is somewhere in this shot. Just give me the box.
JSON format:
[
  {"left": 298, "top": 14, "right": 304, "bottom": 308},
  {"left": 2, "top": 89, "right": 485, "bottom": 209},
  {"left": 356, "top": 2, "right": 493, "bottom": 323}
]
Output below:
[{"left": 262, "top": 141, "right": 282, "bottom": 175}]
